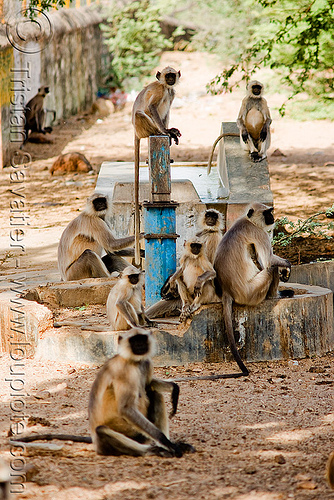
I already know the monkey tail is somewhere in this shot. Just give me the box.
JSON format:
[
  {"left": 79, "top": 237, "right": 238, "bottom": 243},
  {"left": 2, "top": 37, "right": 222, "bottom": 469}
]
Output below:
[
  {"left": 222, "top": 293, "right": 249, "bottom": 376},
  {"left": 10, "top": 434, "right": 92, "bottom": 444},
  {"left": 207, "top": 132, "right": 240, "bottom": 175}
]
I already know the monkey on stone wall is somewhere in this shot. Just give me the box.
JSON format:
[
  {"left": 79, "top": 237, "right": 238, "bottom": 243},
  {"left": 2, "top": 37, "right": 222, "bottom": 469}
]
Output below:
[{"left": 237, "top": 81, "right": 271, "bottom": 162}]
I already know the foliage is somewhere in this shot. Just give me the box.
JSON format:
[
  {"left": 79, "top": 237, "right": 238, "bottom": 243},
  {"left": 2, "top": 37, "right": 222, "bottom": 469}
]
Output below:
[
  {"left": 19, "top": 0, "right": 66, "bottom": 17},
  {"left": 273, "top": 205, "right": 334, "bottom": 247},
  {"left": 207, "top": 0, "right": 334, "bottom": 114},
  {"left": 102, "top": 0, "right": 172, "bottom": 89}
]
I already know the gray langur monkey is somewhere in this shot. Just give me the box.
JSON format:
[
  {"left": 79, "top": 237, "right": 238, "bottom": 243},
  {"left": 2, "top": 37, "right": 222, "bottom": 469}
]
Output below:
[
  {"left": 9, "top": 330, "right": 195, "bottom": 456},
  {"left": 89, "top": 328, "right": 195, "bottom": 457},
  {"left": 146, "top": 238, "right": 219, "bottom": 322},
  {"left": 158, "top": 209, "right": 224, "bottom": 302},
  {"left": 169, "top": 238, "right": 220, "bottom": 322},
  {"left": 237, "top": 80, "right": 271, "bottom": 162},
  {"left": 23, "top": 86, "right": 56, "bottom": 144},
  {"left": 132, "top": 67, "right": 182, "bottom": 265},
  {"left": 107, "top": 265, "right": 153, "bottom": 331},
  {"left": 196, "top": 209, "right": 224, "bottom": 264},
  {"left": 58, "top": 193, "right": 143, "bottom": 281},
  {"left": 214, "top": 203, "right": 292, "bottom": 375}
]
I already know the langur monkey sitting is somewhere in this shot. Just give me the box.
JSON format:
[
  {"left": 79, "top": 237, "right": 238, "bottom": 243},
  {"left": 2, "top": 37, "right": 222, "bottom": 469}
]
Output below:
[
  {"left": 58, "top": 193, "right": 142, "bottom": 280},
  {"left": 107, "top": 265, "right": 152, "bottom": 331},
  {"left": 158, "top": 209, "right": 224, "bottom": 302},
  {"left": 237, "top": 80, "right": 271, "bottom": 162},
  {"left": 168, "top": 238, "right": 220, "bottom": 322},
  {"left": 214, "top": 203, "right": 292, "bottom": 375},
  {"left": 196, "top": 209, "right": 224, "bottom": 263},
  {"left": 24, "top": 86, "right": 56, "bottom": 144},
  {"left": 89, "top": 328, "right": 195, "bottom": 457},
  {"left": 10, "top": 329, "right": 195, "bottom": 456},
  {"left": 132, "top": 67, "right": 181, "bottom": 265}
]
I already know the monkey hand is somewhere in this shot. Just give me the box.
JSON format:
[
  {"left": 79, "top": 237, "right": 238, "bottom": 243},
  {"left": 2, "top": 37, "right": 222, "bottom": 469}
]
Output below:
[
  {"left": 242, "top": 130, "right": 249, "bottom": 143},
  {"left": 279, "top": 266, "right": 291, "bottom": 282},
  {"left": 167, "top": 128, "right": 181, "bottom": 145},
  {"left": 145, "top": 318, "right": 157, "bottom": 328},
  {"left": 194, "top": 279, "right": 203, "bottom": 296},
  {"left": 260, "top": 127, "right": 267, "bottom": 141}
]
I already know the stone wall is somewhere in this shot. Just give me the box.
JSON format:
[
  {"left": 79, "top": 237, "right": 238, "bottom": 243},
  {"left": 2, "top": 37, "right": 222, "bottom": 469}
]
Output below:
[{"left": 0, "top": 6, "right": 104, "bottom": 167}]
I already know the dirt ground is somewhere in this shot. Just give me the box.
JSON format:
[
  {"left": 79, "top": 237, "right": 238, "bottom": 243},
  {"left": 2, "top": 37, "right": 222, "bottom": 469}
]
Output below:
[{"left": 0, "top": 51, "right": 334, "bottom": 499}]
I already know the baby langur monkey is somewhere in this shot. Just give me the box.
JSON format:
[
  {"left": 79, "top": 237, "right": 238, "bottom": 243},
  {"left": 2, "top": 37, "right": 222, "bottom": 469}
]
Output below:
[
  {"left": 89, "top": 328, "right": 195, "bottom": 457},
  {"left": 107, "top": 265, "right": 153, "bottom": 331},
  {"left": 237, "top": 80, "right": 271, "bottom": 162},
  {"left": 196, "top": 209, "right": 224, "bottom": 264},
  {"left": 58, "top": 193, "right": 142, "bottom": 280},
  {"left": 214, "top": 203, "right": 293, "bottom": 375},
  {"left": 169, "top": 238, "right": 220, "bottom": 322}
]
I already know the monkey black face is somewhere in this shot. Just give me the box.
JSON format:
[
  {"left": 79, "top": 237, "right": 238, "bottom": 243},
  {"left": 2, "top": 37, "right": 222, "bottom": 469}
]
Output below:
[
  {"left": 252, "top": 84, "right": 262, "bottom": 96},
  {"left": 129, "top": 333, "right": 149, "bottom": 356},
  {"left": 190, "top": 242, "right": 202, "bottom": 255},
  {"left": 263, "top": 207, "right": 274, "bottom": 226},
  {"left": 205, "top": 211, "right": 219, "bottom": 227},
  {"left": 128, "top": 274, "right": 140, "bottom": 285},
  {"left": 165, "top": 72, "right": 177, "bottom": 86},
  {"left": 92, "top": 196, "right": 108, "bottom": 212}
]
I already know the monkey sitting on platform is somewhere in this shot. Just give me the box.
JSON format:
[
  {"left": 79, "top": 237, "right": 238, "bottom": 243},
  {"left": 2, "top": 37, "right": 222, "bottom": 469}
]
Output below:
[
  {"left": 107, "top": 266, "right": 153, "bottom": 331},
  {"left": 196, "top": 209, "right": 224, "bottom": 264},
  {"left": 214, "top": 202, "right": 293, "bottom": 375},
  {"left": 58, "top": 193, "right": 143, "bottom": 280}
]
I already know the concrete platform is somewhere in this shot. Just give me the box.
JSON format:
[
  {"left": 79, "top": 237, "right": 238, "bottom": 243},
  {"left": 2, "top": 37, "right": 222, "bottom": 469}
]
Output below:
[{"left": 5, "top": 282, "right": 331, "bottom": 366}]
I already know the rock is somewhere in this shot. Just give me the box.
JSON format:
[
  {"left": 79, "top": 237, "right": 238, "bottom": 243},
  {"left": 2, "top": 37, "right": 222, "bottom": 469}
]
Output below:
[
  {"left": 50, "top": 153, "right": 93, "bottom": 175},
  {"left": 309, "top": 366, "right": 326, "bottom": 373},
  {"left": 28, "top": 416, "right": 51, "bottom": 427},
  {"left": 271, "top": 148, "right": 286, "bottom": 157},
  {"left": 296, "top": 481, "right": 317, "bottom": 490},
  {"left": 274, "top": 454, "right": 286, "bottom": 464}
]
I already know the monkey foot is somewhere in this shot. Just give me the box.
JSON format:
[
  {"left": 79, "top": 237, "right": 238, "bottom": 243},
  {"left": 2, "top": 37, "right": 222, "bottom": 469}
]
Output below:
[
  {"left": 250, "top": 152, "right": 261, "bottom": 162},
  {"left": 148, "top": 445, "right": 175, "bottom": 458},
  {"left": 279, "top": 289, "right": 295, "bottom": 298},
  {"left": 176, "top": 442, "right": 196, "bottom": 454}
]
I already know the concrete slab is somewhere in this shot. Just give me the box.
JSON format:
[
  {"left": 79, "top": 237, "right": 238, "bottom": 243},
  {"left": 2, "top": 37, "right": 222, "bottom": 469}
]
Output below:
[
  {"left": 217, "top": 122, "right": 273, "bottom": 228},
  {"left": 22, "top": 277, "right": 117, "bottom": 308},
  {"left": 290, "top": 260, "right": 334, "bottom": 295},
  {"left": 27, "top": 283, "right": 334, "bottom": 366}
]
